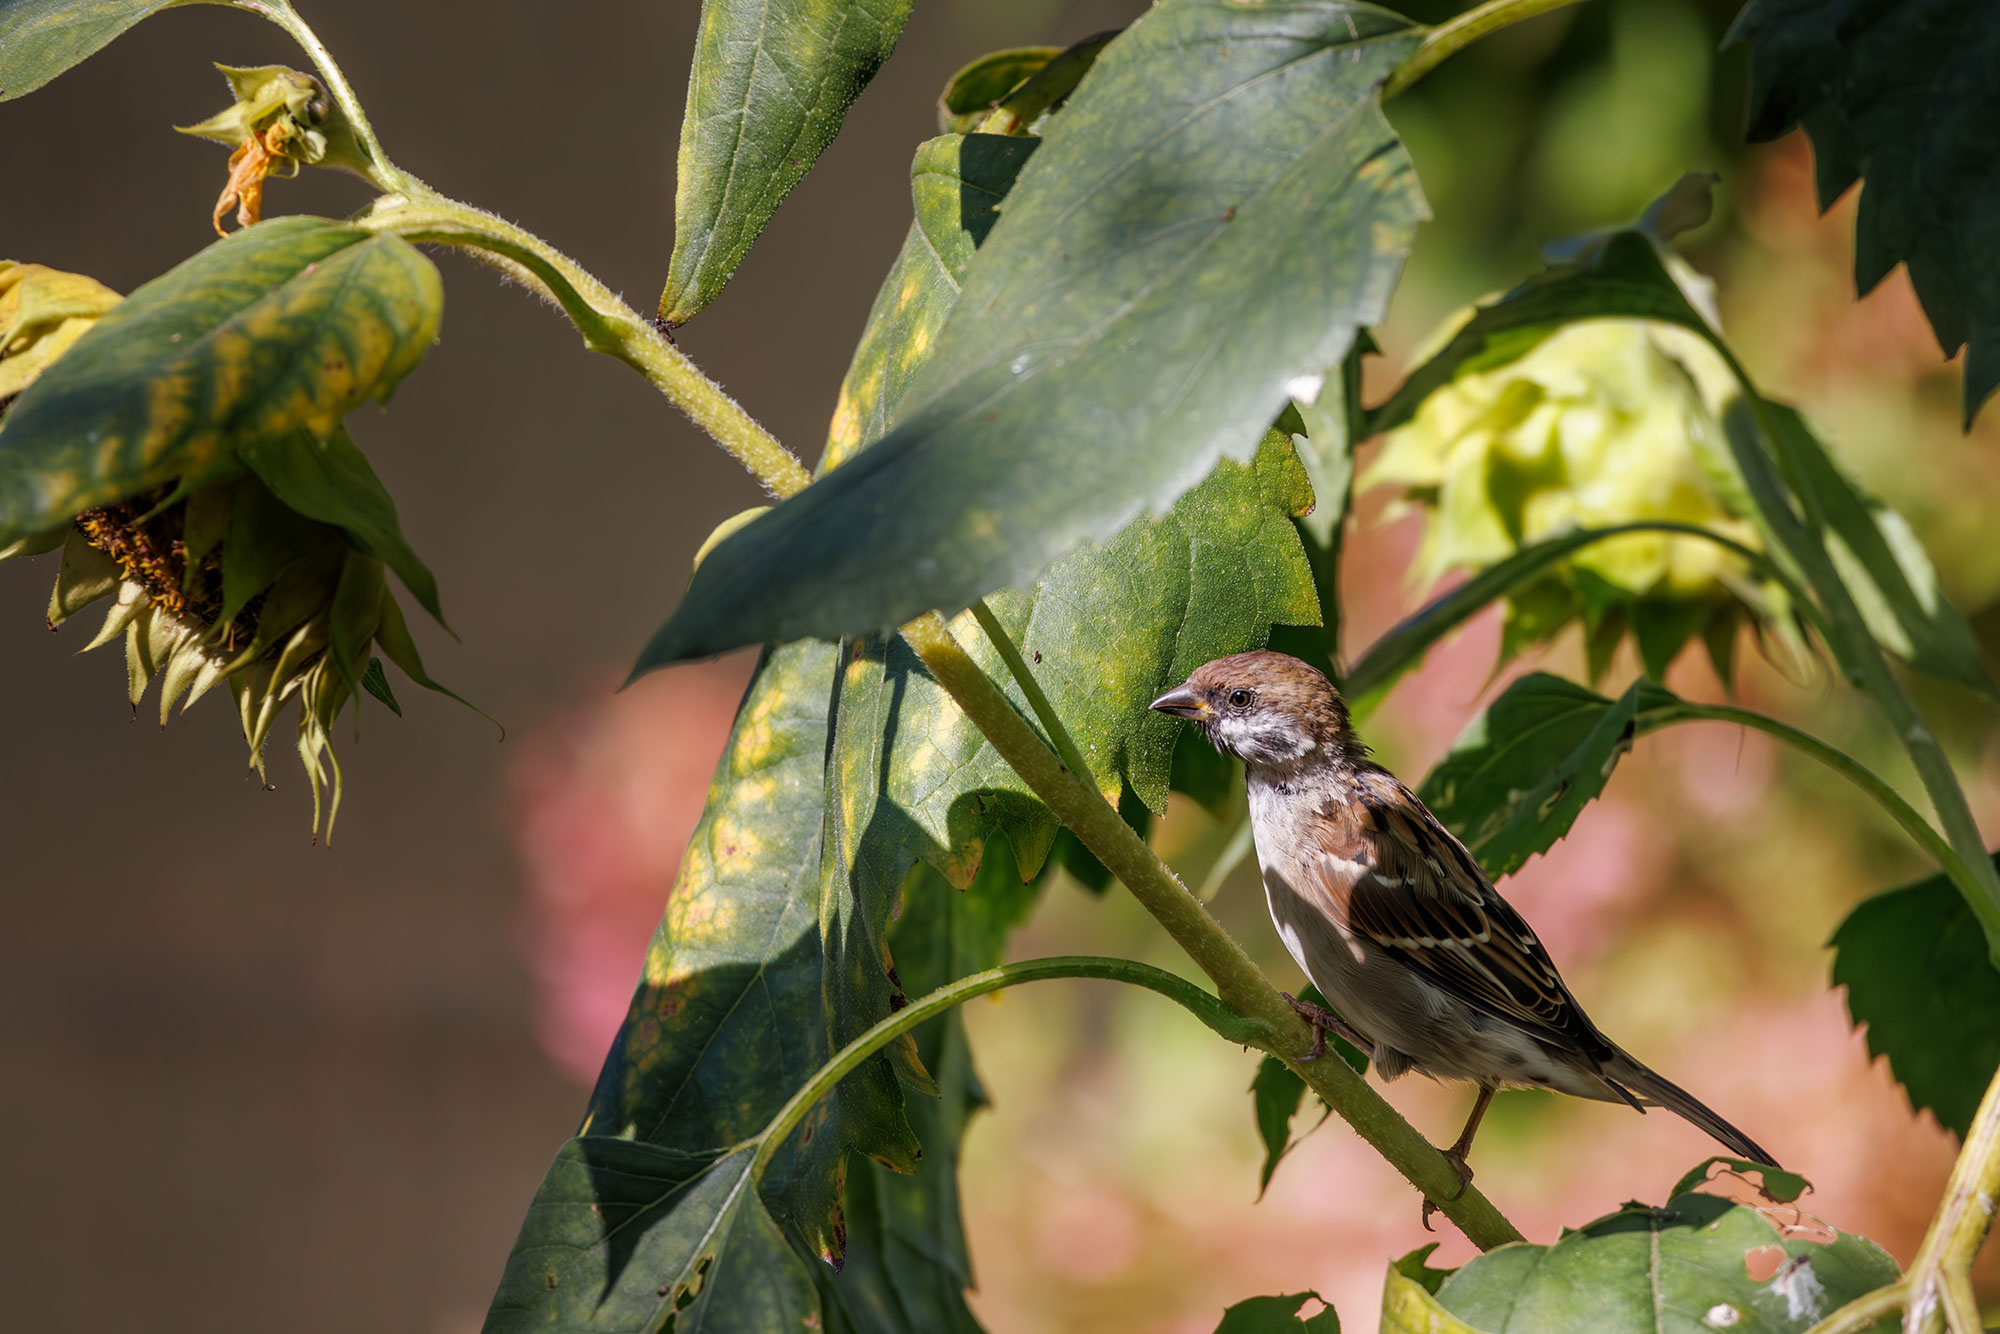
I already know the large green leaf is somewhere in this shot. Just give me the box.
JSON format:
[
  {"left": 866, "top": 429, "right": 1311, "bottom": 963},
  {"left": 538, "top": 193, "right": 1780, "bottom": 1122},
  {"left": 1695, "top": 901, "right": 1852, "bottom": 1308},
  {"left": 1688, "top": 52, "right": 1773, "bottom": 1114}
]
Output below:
[
  {"left": 1384, "top": 1184, "right": 1899, "bottom": 1333},
  {"left": 659, "top": 0, "right": 915, "bottom": 326},
  {"left": 489, "top": 641, "right": 851, "bottom": 1331},
  {"left": 1728, "top": 0, "right": 2000, "bottom": 423},
  {"left": 0, "top": 217, "right": 442, "bottom": 543},
  {"left": 1832, "top": 861, "right": 2000, "bottom": 1139},
  {"left": 636, "top": 0, "right": 1424, "bottom": 667},
  {"left": 1419, "top": 673, "right": 1666, "bottom": 880},
  {"left": 1368, "top": 226, "right": 1995, "bottom": 700},
  {"left": 0, "top": 0, "right": 189, "bottom": 101},
  {"left": 486, "top": 1141, "right": 819, "bottom": 1334}
]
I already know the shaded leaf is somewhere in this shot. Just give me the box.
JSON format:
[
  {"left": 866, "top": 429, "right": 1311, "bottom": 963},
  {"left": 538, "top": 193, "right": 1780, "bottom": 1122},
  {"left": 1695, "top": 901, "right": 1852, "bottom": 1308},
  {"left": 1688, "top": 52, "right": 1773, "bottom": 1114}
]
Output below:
[
  {"left": 1832, "top": 861, "right": 2000, "bottom": 1139},
  {"left": 359, "top": 656, "right": 401, "bottom": 715},
  {"left": 1214, "top": 1290, "right": 1339, "bottom": 1334},
  {"left": 491, "top": 641, "right": 853, "bottom": 1332},
  {"left": 1419, "top": 673, "right": 1662, "bottom": 879},
  {"left": 1733, "top": 400, "right": 1996, "bottom": 699},
  {"left": 1728, "top": 0, "right": 2000, "bottom": 422},
  {"left": 486, "top": 1141, "right": 817, "bottom": 1334},
  {"left": 1398, "top": 1184, "right": 1898, "bottom": 1333},
  {"left": 826, "top": 851, "right": 1037, "bottom": 1333},
  {"left": 238, "top": 426, "right": 445, "bottom": 626},
  {"left": 1249, "top": 988, "right": 1357, "bottom": 1197},
  {"left": 637, "top": 0, "right": 1424, "bottom": 666},
  {"left": 660, "top": 0, "right": 916, "bottom": 325},
  {"left": 0, "top": 217, "right": 443, "bottom": 543},
  {"left": 0, "top": 0, "right": 180, "bottom": 101}
]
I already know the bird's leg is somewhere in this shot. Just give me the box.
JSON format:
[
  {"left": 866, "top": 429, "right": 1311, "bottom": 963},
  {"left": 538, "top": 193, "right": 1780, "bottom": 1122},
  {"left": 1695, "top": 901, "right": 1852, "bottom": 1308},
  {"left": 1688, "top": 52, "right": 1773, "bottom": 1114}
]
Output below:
[
  {"left": 1281, "top": 992, "right": 1373, "bottom": 1063},
  {"left": 1422, "top": 1086, "right": 1495, "bottom": 1231}
]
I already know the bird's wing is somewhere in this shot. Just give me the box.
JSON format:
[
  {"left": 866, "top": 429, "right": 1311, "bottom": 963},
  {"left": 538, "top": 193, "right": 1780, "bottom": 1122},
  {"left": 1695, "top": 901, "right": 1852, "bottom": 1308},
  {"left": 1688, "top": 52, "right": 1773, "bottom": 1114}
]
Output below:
[{"left": 1316, "top": 768, "right": 1612, "bottom": 1059}]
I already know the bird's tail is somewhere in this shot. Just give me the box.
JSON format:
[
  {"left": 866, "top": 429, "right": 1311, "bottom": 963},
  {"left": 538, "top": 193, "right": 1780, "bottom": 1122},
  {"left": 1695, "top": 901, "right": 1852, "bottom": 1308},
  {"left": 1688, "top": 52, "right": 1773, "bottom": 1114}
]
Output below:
[{"left": 1600, "top": 1052, "right": 1780, "bottom": 1168}]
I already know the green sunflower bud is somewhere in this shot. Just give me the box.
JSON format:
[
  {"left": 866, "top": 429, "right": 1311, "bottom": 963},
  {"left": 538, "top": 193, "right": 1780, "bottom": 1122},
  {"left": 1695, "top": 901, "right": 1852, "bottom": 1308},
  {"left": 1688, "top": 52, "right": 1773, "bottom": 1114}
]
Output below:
[
  {"left": 0, "top": 258, "right": 476, "bottom": 841},
  {"left": 1366, "top": 317, "right": 1796, "bottom": 683},
  {"left": 176, "top": 64, "right": 371, "bottom": 235}
]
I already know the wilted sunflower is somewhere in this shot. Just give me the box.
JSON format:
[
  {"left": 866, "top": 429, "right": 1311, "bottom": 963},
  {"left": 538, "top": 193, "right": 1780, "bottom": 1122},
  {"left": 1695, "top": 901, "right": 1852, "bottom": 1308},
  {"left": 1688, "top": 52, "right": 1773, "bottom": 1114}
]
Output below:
[
  {"left": 176, "top": 63, "right": 371, "bottom": 235},
  {"left": 1365, "top": 316, "right": 1803, "bottom": 683},
  {"left": 0, "top": 245, "right": 473, "bottom": 839}
]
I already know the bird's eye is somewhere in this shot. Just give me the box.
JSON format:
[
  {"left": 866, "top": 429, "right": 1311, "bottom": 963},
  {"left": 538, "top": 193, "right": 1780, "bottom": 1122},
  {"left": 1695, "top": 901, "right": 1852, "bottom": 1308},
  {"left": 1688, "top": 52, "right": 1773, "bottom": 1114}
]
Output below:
[{"left": 1227, "top": 688, "right": 1253, "bottom": 709}]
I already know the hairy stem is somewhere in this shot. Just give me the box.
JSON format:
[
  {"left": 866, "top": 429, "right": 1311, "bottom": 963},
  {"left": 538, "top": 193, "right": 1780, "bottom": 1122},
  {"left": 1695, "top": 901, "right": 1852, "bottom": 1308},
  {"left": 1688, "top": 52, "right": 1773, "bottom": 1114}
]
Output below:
[
  {"left": 754, "top": 955, "right": 1264, "bottom": 1182},
  {"left": 969, "top": 598, "right": 1097, "bottom": 784},
  {"left": 362, "top": 198, "right": 812, "bottom": 498},
  {"left": 1634, "top": 702, "right": 1962, "bottom": 882},
  {"left": 898, "top": 610, "right": 1525, "bottom": 1249},
  {"left": 1384, "top": 0, "right": 1593, "bottom": 101}
]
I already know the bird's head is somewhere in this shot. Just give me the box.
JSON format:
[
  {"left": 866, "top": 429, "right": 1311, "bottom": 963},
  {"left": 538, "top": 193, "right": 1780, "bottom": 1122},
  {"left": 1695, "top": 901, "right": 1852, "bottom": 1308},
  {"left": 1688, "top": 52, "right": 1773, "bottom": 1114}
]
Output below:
[{"left": 1148, "top": 650, "right": 1354, "bottom": 769}]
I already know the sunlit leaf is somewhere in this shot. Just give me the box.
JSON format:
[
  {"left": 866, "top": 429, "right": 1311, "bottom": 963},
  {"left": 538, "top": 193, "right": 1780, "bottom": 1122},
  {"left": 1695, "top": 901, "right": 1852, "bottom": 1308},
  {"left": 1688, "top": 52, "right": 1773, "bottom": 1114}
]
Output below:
[
  {"left": 0, "top": 0, "right": 185, "bottom": 101},
  {"left": 637, "top": 0, "right": 1424, "bottom": 665},
  {"left": 659, "top": 0, "right": 916, "bottom": 325},
  {"left": 935, "top": 45, "right": 1060, "bottom": 134},
  {"left": 1419, "top": 673, "right": 1664, "bottom": 879},
  {"left": 1832, "top": 861, "right": 2000, "bottom": 1139},
  {"left": 0, "top": 217, "right": 442, "bottom": 543},
  {"left": 1389, "top": 1181, "right": 1899, "bottom": 1333},
  {"left": 1729, "top": 0, "right": 2000, "bottom": 423}
]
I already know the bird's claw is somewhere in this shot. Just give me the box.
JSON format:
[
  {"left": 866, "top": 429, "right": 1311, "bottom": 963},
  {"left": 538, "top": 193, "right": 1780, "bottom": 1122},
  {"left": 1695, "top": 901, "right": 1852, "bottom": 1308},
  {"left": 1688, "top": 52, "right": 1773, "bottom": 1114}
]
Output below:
[
  {"left": 1419, "top": 1148, "right": 1476, "bottom": 1231},
  {"left": 1282, "top": 992, "right": 1370, "bottom": 1063}
]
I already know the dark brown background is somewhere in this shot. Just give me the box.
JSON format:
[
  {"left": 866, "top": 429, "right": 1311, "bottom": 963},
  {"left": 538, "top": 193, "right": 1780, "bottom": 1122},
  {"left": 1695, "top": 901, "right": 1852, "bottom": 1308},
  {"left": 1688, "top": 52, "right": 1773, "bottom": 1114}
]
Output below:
[{"left": 0, "top": 3, "right": 1138, "bottom": 1328}]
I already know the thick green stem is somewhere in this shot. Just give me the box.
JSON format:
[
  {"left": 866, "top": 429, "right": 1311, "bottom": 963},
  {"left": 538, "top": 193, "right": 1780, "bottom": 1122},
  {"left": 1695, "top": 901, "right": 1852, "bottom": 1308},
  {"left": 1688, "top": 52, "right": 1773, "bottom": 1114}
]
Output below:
[
  {"left": 1383, "top": 0, "right": 1593, "bottom": 101},
  {"left": 753, "top": 955, "right": 1264, "bottom": 1182},
  {"left": 969, "top": 598, "right": 1097, "bottom": 785},
  {"left": 899, "top": 611, "right": 1525, "bottom": 1249},
  {"left": 1635, "top": 702, "right": 1963, "bottom": 883},
  {"left": 362, "top": 198, "right": 812, "bottom": 499}
]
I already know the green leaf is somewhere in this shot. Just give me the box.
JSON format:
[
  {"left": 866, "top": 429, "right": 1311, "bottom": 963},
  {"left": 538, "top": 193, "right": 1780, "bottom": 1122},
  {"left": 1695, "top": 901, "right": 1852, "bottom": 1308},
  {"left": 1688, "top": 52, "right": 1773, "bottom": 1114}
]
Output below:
[
  {"left": 1214, "top": 1290, "right": 1339, "bottom": 1334},
  {"left": 659, "top": 0, "right": 916, "bottom": 325},
  {"left": 1248, "top": 987, "right": 1357, "bottom": 1197},
  {"left": 238, "top": 426, "right": 445, "bottom": 627},
  {"left": 821, "top": 133, "right": 1039, "bottom": 475},
  {"left": 486, "top": 1141, "right": 818, "bottom": 1334},
  {"left": 1419, "top": 673, "right": 1661, "bottom": 879},
  {"left": 1389, "top": 1243, "right": 1454, "bottom": 1297},
  {"left": 0, "top": 0, "right": 185, "bottom": 101},
  {"left": 1396, "top": 1185, "right": 1899, "bottom": 1333},
  {"left": 1831, "top": 861, "right": 2000, "bottom": 1139},
  {"left": 490, "top": 641, "right": 852, "bottom": 1334},
  {"left": 936, "top": 45, "right": 1061, "bottom": 134},
  {"left": 636, "top": 0, "right": 1424, "bottom": 667},
  {"left": 359, "top": 656, "right": 401, "bottom": 715},
  {"left": 1733, "top": 401, "right": 1996, "bottom": 700},
  {"left": 1669, "top": 1157, "right": 1811, "bottom": 1205},
  {"left": 1728, "top": 0, "right": 2000, "bottom": 423},
  {"left": 0, "top": 217, "right": 443, "bottom": 544}
]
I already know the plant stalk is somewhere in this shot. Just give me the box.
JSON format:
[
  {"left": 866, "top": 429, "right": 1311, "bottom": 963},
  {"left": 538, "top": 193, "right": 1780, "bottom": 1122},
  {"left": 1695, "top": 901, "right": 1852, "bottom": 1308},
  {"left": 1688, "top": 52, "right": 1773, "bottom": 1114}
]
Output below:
[
  {"left": 899, "top": 610, "right": 1525, "bottom": 1249},
  {"left": 1635, "top": 702, "right": 1960, "bottom": 880},
  {"left": 969, "top": 598, "right": 1097, "bottom": 785},
  {"left": 753, "top": 955, "right": 1265, "bottom": 1182},
  {"left": 1384, "top": 0, "right": 1593, "bottom": 101}
]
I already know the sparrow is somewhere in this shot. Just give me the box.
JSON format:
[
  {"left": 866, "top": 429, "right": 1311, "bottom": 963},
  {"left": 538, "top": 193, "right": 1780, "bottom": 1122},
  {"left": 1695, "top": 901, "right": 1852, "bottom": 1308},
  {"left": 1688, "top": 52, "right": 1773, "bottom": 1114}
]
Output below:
[{"left": 1150, "top": 649, "right": 1777, "bottom": 1203}]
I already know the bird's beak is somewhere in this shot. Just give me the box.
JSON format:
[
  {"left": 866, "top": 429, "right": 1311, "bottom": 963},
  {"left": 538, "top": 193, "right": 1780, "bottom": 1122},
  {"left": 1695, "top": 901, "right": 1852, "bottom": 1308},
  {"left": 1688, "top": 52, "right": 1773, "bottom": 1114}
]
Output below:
[{"left": 1148, "top": 683, "right": 1208, "bottom": 719}]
